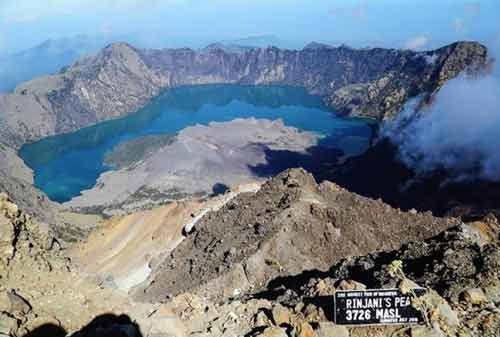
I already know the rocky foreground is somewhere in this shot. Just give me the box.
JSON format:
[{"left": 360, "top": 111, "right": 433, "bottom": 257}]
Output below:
[{"left": 1, "top": 169, "right": 499, "bottom": 337}]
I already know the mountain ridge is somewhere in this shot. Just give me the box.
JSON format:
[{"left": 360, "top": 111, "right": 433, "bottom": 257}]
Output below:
[
  {"left": 0, "top": 39, "right": 491, "bottom": 223},
  {"left": 0, "top": 40, "right": 489, "bottom": 148},
  {"left": 135, "top": 168, "right": 460, "bottom": 303}
]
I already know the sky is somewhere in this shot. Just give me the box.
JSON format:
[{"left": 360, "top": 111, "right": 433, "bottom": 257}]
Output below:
[{"left": 0, "top": 0, "right": 499, "bottom": 54}]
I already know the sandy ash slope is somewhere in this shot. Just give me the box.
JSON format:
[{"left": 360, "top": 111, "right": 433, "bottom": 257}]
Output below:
[{"left": 71, "top": 182, "right": 261, "bottom": 292}]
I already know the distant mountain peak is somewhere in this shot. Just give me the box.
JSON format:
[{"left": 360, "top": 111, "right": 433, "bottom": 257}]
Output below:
[
  {"left": 202, "top": 42, "right": 254, "bottom": 54},
  {"left": 303, "top": 42, "right": 334, "bottom": 50},
  {"left": 218, "top": 35, "right": 307, "bottom": 50},
  {"left": 0, "top": 34, "right": 117, "bottom": 93},
  {"left": 104, "top": 41, "right": 136, "bottom": 52}
]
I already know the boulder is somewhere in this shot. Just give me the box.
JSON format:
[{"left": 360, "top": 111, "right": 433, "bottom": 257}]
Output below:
[
  {"left": 336, "top": 280, "right": 366, "bottom": 291},
  {"left": 0, "top": 199, "right": 19, "bottom": 218},
  {"left": 424, "top": 290, "right": 460, "bottom": 328},
  {"left": 462, "top": 288, "right": 488, "bottom": 305},
  {"left": 483, "top": 286, "right": 500, "bottom": 303},
  {"left": 314, "top": 279, "right": 335, "bottom": 296},
  {"left": 259, "top": 326, "right": 288, "bottom": 337},
  {"left": 315, "top": 322, "right": 349, "bottom": 337},
  {"left": 7, "top": 291, "right": 32, "bottom": 320},
  {"left": 0, "top": 313, "right": 17, "bottom": 337},
  {"left": 295, "top": 321, "right": 316, "bottom": 337},
  {"left": 398, "top": 278, "right": 422, "bottom": 294},
  {"left": 254, "top": 310, "right": 272, "bottom": 327},
  {"left": 0, "top": 292, "right": 9, "bottom": 312},
  {"left": 271, "top": 304, "right": 292, "bottom": 326},
  {"left": 410, "top": 324, "right": 444, "bottom": 337},
  {"left": 302, "top": 304, "right": 326, "bottom": 322},
  {"left": 0, "top": 215, "right": 14, "bottom": 260},
  {"left": 436, "top": 302, "right": 459, "bottom": 328}
]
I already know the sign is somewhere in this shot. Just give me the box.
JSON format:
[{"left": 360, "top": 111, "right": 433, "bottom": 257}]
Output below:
[{"left": 334, "top": 288, "right": 426, "bottom": 326}]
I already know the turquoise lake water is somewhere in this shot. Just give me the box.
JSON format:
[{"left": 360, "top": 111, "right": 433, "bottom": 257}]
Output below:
[{"left": 19, "top": 85, "right": 372, "bottom": 203}]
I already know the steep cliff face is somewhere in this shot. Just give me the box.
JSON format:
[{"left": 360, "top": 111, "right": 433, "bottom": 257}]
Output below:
[
  {"left": 0, "top": 41, "right": 489, "bottom": 146},
  {"left": 325, "top": 42, "right": 490, "bottom": 119}
]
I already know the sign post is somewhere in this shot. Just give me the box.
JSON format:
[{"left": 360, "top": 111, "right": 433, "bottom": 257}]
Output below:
[{"left": 334, "top": 288, "right": 426, "bottom": 326}]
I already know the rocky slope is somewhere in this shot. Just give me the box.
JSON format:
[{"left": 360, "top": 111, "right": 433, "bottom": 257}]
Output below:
[
  {"left": 1, "top": 170, "right": 499, "bottom": 337},
  {"left": 0, "top": 41, "right": 488, "bottom": 147},
  {"left": 134, "top": 169, "right": 460, "bottom": 303},
  {"left": 177, "top": 214, "right": 500, "bottom": 337},
  {"left": 0, "top": 145, "right": 61, "bottom": 223},
  {"left": 0, "top": 193, "right": 187, "bottom": 337}
]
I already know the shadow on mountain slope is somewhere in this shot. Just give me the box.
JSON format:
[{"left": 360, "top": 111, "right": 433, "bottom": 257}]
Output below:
[
  {"left": 329, "top": 139, "right": 500, "bottom": 219},
  {"left": 249, "top": 132, "right": 500, "bottom": 220},
  {"left": 22, "top": 314, "right": 142, "bottom": 337},
  {"left": 22, "top": 324, "right": 66, "bottom": 337},
  {"left": 248, "top": 144, "right": 343, "bottom": 181}
]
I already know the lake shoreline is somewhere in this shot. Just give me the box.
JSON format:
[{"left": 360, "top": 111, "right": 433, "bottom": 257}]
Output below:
[{"left": 19, "top": 85, "right": 372, "bottom": 206}]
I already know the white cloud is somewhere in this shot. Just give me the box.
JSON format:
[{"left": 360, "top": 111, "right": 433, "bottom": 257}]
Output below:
[
  {"left": 404, "top": 36, "right": 429, "bottom": 50},
  {"left": 384, "top": 73, "right": 500, "bottom": 181},
  {"left": 383, "top": 39, "right": 500, "bottom": 182}
]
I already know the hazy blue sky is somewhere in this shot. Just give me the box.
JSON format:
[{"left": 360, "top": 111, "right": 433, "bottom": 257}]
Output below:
[{"left": 0, "top": 0, "right": 499, "bottom": 54}]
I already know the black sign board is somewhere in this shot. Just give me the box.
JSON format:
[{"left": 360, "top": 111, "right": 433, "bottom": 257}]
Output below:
[{"left": 334, "top": 288, "right": 426, "bottom": 326}]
